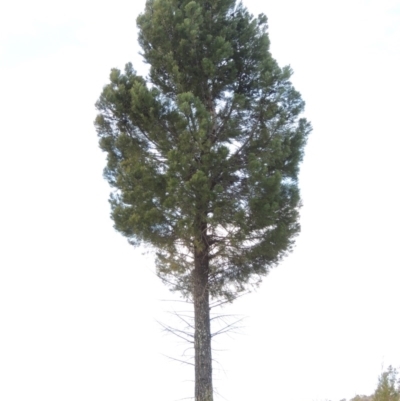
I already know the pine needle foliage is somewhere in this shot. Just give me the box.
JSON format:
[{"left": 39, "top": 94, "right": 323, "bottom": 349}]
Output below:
[
  {"left": 373, "top": 366, "right": 400, "bottom": 401},
  {"left": 94, "top": 0, "right": 311, "bottom": 303}
]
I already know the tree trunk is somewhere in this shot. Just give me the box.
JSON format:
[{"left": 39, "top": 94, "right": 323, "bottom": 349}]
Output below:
[{"left": 193, "top": 245, "right": 213, "bottom": 401}]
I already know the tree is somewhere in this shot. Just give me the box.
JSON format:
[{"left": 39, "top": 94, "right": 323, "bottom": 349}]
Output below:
[
  {"left": 373, "top": 366, "right": 400, "bottom": 401},
  {"left": 94, "top": 0, "right": 311, "bottom": 400},
  {"left": 349, "top": 366, "right": 400, "bottom": 401}
]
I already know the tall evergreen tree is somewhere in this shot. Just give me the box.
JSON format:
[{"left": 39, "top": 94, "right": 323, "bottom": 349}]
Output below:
[
  {"left": 373, "top": 366, "right": 400, "bottom": 401},
  {"left": 94, "top": 0, "right": 311, "bottom": 400}
]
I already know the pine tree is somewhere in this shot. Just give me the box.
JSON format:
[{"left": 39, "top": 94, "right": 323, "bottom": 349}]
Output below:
[
  {"left": 94, "top": 1, "right": 311, "bottom": 400},
  {"left": 373, "top": 366, "right": 400, "bottom": 401}
]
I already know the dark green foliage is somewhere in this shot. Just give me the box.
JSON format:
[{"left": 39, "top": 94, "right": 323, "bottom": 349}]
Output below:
[{"left": 95, "top": 0, "right": 311, "bottom": 302}]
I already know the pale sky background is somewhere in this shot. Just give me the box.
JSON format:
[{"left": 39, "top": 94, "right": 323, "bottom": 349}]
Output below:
[{"left": 0, "top": 0, "right": 399, "bottom": 400}]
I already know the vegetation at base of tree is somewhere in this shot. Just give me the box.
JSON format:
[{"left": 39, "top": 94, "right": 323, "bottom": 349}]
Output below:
[
  {"left": 94, "top": 0, "right": 310, "bottom": 400},
  {"left": 331, "top": 366, "right": 400, "bottom": 401},
  {"left": 372, "top": 366, "right": 400, "bottom": 401}
]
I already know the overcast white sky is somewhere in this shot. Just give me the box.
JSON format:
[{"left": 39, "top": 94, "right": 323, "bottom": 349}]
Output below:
[{"left": 0, "top": 0, "right": 399, "bottom": 400}]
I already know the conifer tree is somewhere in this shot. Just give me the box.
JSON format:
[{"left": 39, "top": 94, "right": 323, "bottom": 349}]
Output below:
[
  {"left": 373, "top": 366, "right": 400, "bottom": 401},
  {"left": 94, "top": 1, "right": 311, "bottom": 400}
]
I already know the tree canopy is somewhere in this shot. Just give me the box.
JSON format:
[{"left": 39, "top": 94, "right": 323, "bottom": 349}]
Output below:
[{"left": 95, "top": 0, "right": 310, "bottom": 302}]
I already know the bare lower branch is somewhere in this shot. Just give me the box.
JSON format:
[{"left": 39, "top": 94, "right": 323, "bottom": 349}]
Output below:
[
  {"left": 161, "top": 353, "right": 195, "bottom": 367},
  {"left": 156, "top": 319, "right": 194, "bottom": 343},
  {"left": 209, "top": 291, "right": 251, "bottom": 309},
  {"left": 211, "top": 317, "right": 246, "bottom": 337}
]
